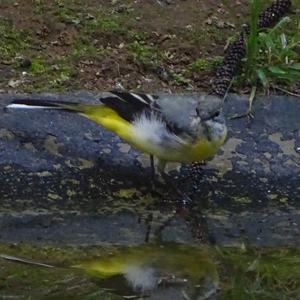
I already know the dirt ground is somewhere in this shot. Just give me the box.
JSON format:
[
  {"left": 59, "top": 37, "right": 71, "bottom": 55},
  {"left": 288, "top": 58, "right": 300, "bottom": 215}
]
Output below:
[{"left": 0, "top": 0, "right": 299, "bottom": 94}]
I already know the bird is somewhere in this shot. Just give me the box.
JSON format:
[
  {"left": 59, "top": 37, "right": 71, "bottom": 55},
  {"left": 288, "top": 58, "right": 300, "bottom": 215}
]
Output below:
[{"left": 6, "top": 91, "right": 227, "bottom": 200}]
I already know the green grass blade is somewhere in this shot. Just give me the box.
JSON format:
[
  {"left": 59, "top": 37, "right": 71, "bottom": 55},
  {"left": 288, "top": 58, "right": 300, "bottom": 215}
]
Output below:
[
  {"left": 268, "top": 17, "right": 291, "bottom": 36},
  {"left": 246, "top": 0, "right": 263, "bottom": 78},
  {"left": 256, "top": 68, "right": 268, "bottom": 88}
]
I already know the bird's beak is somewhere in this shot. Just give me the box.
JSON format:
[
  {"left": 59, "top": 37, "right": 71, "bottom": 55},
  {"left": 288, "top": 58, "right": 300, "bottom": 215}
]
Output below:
[{"left": 200, "top": 112, "right": 213, "bottom": 122}]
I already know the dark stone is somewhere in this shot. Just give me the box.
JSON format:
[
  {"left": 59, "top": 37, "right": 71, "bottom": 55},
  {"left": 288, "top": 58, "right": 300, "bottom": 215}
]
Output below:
[{"left": 19, "top": 58, "right": 32, "bottom": 68}]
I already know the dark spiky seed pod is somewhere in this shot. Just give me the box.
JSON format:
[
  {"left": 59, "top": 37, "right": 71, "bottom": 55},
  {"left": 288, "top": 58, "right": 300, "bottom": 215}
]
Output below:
[
  {"left": 211, "top": 0, "right": 291, "bottom": 99},
  {"left": 258, "top": 0, "right": 291, "bottom": 28},
  {"left": 224, "top": 52, "right": 244, "bottom": 63},
  {"left": 216, "top": 66, "right": 235, "bottom": 77},
  {"left": 212, "top": 83, "right": 228, "bottom": 97},
  {"left": 211, "top": 32, "right": 246, "bottom": 96},
  {"left": 225, "top": 34, "right": 245, "bottom": 54}
]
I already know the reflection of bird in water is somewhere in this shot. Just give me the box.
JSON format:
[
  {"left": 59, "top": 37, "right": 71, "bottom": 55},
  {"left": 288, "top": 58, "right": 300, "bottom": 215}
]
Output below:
[
  {"left": 74, "top": 243, "right": 219, "bottom": 299},
  {"left": 0, "top": 243, "right": 219, "bottom": 299}
]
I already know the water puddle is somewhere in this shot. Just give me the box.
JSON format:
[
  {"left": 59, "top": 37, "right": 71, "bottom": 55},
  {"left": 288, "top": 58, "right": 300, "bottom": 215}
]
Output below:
[{"left": 0, "top": 243, "right": 299, "bottom": 299}]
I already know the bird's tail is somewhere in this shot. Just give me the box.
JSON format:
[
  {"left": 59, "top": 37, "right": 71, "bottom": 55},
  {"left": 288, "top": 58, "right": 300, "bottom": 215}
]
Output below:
[
  {"left": 5, "top": 98, "right": 87, "bottom": 112},
  {"left": 5, "top": 98, "right": 130, "bottom": 138}
]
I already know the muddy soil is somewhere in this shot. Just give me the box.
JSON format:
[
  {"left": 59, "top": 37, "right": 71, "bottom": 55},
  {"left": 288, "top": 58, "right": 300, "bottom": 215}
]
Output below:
[{"left": 0, "top": 0, "right": 299, "bottom": 94}]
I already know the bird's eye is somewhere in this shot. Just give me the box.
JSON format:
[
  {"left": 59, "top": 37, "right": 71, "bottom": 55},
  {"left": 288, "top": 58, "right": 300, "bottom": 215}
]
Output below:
[{"left": 213, "top": 111, "right": 220, "bottom": 118}]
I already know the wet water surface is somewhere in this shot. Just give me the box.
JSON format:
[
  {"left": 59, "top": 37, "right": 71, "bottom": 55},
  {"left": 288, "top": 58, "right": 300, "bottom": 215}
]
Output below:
[{"left": 0, "top": 243, "right": 299, "bottom": 299}]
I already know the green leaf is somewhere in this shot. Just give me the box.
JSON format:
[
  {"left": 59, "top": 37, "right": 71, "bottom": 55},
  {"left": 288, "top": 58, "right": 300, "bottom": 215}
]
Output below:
[
  {"left": 268, "top": 66, "right": 286, "bottom": 75},
  {"left": 288, "top": 63, "right": 300, "bottom": 71},
  {"left": 268, "top": 71, "right": 299, "bottom": 82}
]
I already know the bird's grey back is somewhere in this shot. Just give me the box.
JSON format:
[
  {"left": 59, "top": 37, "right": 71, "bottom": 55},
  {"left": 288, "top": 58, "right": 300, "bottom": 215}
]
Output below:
[
  {"left": 155, "top": 93, "right": 199, "bottom": 130},
  {"left": 156, "top": 93, "right": 222, "bottom": 129}
]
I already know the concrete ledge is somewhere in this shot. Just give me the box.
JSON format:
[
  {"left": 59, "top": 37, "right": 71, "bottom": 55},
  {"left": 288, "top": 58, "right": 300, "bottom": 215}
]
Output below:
[{"left": 0, "top": 92, "right": 299, "bottom": 246}]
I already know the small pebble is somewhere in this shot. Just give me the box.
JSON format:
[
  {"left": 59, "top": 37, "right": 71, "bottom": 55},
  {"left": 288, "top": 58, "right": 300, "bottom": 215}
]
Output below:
[{"left": 19, "top": 58, "right": 31, "bottom": 68}]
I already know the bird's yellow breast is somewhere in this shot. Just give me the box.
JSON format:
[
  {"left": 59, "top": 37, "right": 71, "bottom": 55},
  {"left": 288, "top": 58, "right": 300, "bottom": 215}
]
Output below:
[
  {"left": 127, "top": 128, "right": 227, "bottom": 164},
  {"left": 184, "top": 130, "right": 227, "bottom": 162}
]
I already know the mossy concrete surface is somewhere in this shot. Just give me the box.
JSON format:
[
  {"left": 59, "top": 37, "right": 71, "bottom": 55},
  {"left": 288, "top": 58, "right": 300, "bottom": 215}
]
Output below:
[{"left": 0, "top": 92, "right": 299, "bottom": 246}]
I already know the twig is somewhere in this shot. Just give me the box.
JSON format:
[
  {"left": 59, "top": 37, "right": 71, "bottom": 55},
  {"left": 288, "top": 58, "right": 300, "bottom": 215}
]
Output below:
[
  {"left": 0, "top": 253, "right": 55, "bottom": 268},
  {"left": 273, "top": 86, "right": 300, "bottom": 98},
  {"left": 155, "top": 0, "right": 163, "bottom": 6},
  {"left": 222, "top": 77, "right": 235, "bottom": 102}
]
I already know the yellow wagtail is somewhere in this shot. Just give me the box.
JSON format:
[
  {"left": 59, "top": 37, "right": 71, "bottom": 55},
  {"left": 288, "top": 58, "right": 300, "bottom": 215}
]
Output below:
[{"left": 6, "top": 91, "right": 227, "bottom": 197}]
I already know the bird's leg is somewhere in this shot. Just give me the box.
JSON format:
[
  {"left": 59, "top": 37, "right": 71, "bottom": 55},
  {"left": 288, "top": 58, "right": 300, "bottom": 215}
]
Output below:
[
  {"left": 148, "top": 156, "right": 166, "bottom": 198},
  {"left": 157, "top": 160, "right": 192, "bottom": 206},
  {"left": 149, "top": 154, "right": 155, "bottom": 181}
]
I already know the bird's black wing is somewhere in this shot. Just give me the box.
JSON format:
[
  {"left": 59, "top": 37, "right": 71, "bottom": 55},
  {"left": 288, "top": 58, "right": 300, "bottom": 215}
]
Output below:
[
  {"left": 100, "top": 91, "right": 159, "bottom": 122},
  {"left": 101, "top": 91, "right": 185, "bottom": 135}
]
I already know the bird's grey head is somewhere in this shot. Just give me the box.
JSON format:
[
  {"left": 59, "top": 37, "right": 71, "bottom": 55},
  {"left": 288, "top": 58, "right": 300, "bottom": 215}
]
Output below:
[
  {"left": 191, "top": 95, "right": 226, "bottom": 142},
  {"left": 195, "top": 95, "right": 223, "bottom": 122}
]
